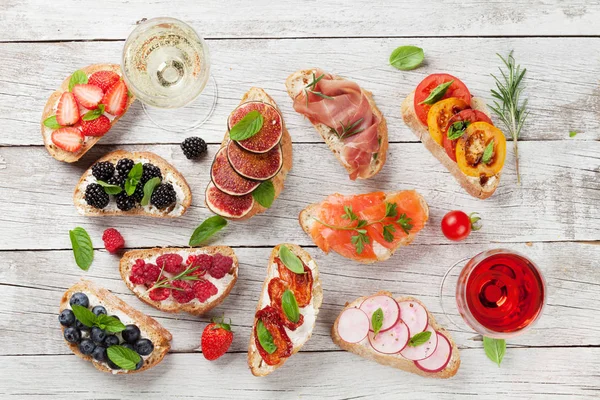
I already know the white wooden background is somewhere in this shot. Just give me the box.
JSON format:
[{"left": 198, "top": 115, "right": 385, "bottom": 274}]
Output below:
[{"left": 1, "top": 1, "right": 599, "bottom": 399}]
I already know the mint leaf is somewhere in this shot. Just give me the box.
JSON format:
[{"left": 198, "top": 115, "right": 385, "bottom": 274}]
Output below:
[
  {"left": 408, "top": 331, "right": 432, "bottom": 347},
  {"left": 96, "top": 314, "right": 126, "bottom": 333},
  {"left": 252, "top": 180, "right": 275, "bottom": 208},
  {"left": 124, "top": 163, "right": 143, "bottom": 196},
  {"left": 419, "top": 80, "right": 454, "bottom": 105},
  {"left": 141, "top": 177, "right": 161, "bottom": 206},
  {"left": 278, "top": 245, "right": 305, "bottom": 274},
  {"left": 189, "top": 215, "right": 227, "bottom": 246},
  {"left": 229, "top": 110, "right": 264, "bottom": 141},
  {"left": 483, "top": 336, "right": 506, "bottom": 367},
  {"left": 256, "top": 320, "right": 277, "bottom": 354},
  {"left": 372, "top": 308, "right": 384, "bottom": 336},
  {"left": 70, "top": 304, "right": 97, "bottom": 327},
  {"left": 389, "top": 45, "right": 424, "bottom": 71},
  {"left": 569, "top": 131, "right": 577, "bottom": 137},
  {"left": 69, "top": 70, "right": 88, "bottom": 92},
  {"left": 69, "top": 227, "right": 93, "bottom": 270},
  {"left": 107, "top": 345, "right": 141, "bottom": 370},
  {"left": 281, "top": 289, "right": 300, "bottom": 323},
  {"left": 96, "top": 180, "right": 123, "bottom": 195},
  {"left": 481, "top": 139, "right": 495, "bottom": 164},
  {"left": 82, "top": 104, "right": 105, "bottom": 121},
  {"left": 43, "top": 115, "right": 62, "bottom": 129}
]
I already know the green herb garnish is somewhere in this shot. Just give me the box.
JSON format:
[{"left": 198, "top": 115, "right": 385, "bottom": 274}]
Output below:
[
  {"left": 252, "top": 180, "right": 275, "bottom": 208},
  {"left": 282, "top": 290, "right": 300, "bottom": 323},
  {"left": 69, "top": 227, "right": 93, "bottom": 270},
  {"left": 481, "top": 139, "right": 495, "bottom": 164},
  {"left": 278, "top": 245, "right": 305, "bottom": 274},
  {"left": 389, "top": 45, "right": 424, "bottom": 71},
  {"left": 419, "top": 80, "right": 454, "bottom": 105},
  {"left": 483, "top": 336, "right": 506, "bottom": 367},
  {"left": 371, "top": 308, "right": 384, "bottom": 337},
  {"left": 189, "top": 215, "right": 227, "bottom": 246},
  {"left": 229, "top": 110, "right": 264, "bottom": 141},
  {"left": 408, "top": 331, "right": 432, "bottom": 347},
  {"left": 257, "top": 320, "right": 277, "bottom": 354}
]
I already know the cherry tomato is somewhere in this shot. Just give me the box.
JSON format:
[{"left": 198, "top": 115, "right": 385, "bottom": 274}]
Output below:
[
  {"left": 414, "top": 74, "right": 471, "bottom": 126},
  {"left": 442, "top": 110, "right": 493, "bottom": 162},
  {"left": 441, "top": 211, "right": 481, "bottom": 241}
]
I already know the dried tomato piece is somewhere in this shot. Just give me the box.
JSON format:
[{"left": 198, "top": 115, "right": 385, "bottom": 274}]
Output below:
[
  {"left": 276, "top": 257, "right": 313, "bottom": 307},
  {"left": 254, "top": 306, "right": 293, "bottom": 366},
  {"left": 268, "top": 278, "right": 304, "bottom": 330}
]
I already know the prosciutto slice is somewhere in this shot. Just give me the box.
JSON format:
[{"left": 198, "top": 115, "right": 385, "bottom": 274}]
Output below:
[{"left": 293, "top": 70, "right": 381, "bottom": 180}]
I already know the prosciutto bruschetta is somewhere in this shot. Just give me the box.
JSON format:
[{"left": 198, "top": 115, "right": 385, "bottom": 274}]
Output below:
[{"left": 286, "top": 69, "right": 388, "bottom": 180}]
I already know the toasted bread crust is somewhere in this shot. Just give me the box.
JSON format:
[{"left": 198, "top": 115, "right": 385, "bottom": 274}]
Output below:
[
  {"left": 73, "top": 150, "right": 192, "bottom": 217},
  {"left": 41, "top": 64, "right": 135, "bottom": 163},
  {"left": 331, "top": 291, "right": 460, "bottom": 379},
  {"left": 247, "top": 244, "right": 323, "bottom": 376},
  {"left": 119, "top": 246, "right": 239, "bottom": 315},
  {"left": 400, "top": 91, "right": 500, "bottom": 199},
  {"left": 59, "top": 280, "right": 172, "bottom": 374},
  {"left": 285, "top": 68, "right": 388, "bottom": 180}
]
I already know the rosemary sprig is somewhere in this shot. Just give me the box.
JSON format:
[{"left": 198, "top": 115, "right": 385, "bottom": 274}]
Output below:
[
  {"left": 143, "top": 261, "right": 204, "bottom": 297},
  {"left": 334, "top": 118, "right": 365, "bottom": 140},
  {"left": 489, "top": 51, "right": 529, "bottom": 184},
  {"left": 304, "top": 73, "right": 333, "bottom": 107}
]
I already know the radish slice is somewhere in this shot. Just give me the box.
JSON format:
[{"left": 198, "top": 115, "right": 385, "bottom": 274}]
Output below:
[
  {"left": 398, "top": 300, "right": 428, "bottom": 335},
  {"left": 399, "top": 325, "right": 438, "bottom": 361},
  {"left": 359, "top": 295, "right": 400, "bottom": 332},
  {"left": 336, "top": 308, "right": 370, "bottom": 343},
  {"left": 367, "top": 320, "right": 410, "bottom": 354},
  {"left": 414, "top": 332, "right": 452, "bottom": 373}
]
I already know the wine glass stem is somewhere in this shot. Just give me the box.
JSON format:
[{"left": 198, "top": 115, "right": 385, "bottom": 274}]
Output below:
[{"left": 439, "top": 257, "right": 472, "bottom": 333}]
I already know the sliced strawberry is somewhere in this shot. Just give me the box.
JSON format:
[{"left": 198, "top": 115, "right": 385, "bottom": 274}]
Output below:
[
  {"left": 56, "top": 92, "right": 80, "bottom": 126},
  {"left": 89, "top": 71, "right": 120, "bottom": 93},
  {"left": 80, "top": 115, "right": 111, "bottom": 137},
  {"left": 102, "top": 80, "right": 128, "bottom": 116},
  {"left": 51, "top": 127, "right": 84, "bottom": 152},
  {"left": 73, "top": 84, "right": 103, "bottom": 109}
]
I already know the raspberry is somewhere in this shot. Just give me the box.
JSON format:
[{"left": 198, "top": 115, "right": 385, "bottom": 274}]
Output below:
[
  {"left": 148, "top": 286, "right": 170, "bottom": 301},
  {"left": 171, "top": 280, "right": 194, "bottom": 304},
  {"left": 156, "top": 253, "right": 184, "bottom": 274},
  {"left": 129, "top": 260, "right": 160, "bottom": 285},
  {"left": 102, "top": 228, "right": 125, "bottom": 253},
  {"left": 193, "top": 280, "right": 218, "bottom": 302},
  {"left": 187, "top": 254, "right": 213, "bottom": 276},
  {"left": 209, "top": 254, "right": 233, "bottom": 279}
]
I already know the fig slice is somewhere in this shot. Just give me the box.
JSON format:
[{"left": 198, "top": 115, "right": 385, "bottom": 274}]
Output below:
[
  {"left": 228, "top": 101, "right": 283, "bottom": 153},
  {"left": 211, "top": 147, "right": 260, "bottom": 196},
  {"left": 205, "top": 183, "right": 254, "bottom": 219},
  {"left": 227, "top": 140, "right": 283, "bottom": 181}
]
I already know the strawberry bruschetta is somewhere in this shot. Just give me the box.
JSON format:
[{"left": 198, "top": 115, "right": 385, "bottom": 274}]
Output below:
[{"left": 401, "top": 74, "right": 507, "bottom": 199}]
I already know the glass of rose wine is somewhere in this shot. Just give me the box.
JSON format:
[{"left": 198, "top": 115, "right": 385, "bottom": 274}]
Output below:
[
  {"left": 121, "top": 17, "right": 217, "bottom": 132},
  {"left": 440, "top": 249, "right": 546, "bottom": 338}
]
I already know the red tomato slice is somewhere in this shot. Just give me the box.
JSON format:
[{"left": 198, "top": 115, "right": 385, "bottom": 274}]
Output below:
[
  {"left": 442, "top": 109, "right": 493, "bottom": 162},
  {"left": 414, "top": 74, "right": 471, "bottom": 126}
]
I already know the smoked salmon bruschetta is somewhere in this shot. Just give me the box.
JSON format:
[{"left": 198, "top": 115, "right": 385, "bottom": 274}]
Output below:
[
  {"left": 299, "top": 191, "right": 428, "bottom": 263},
  {"left": 286, "top": 68, "right": 388, "bottom": 180},
  {"left": 401, "top": 74, "right": 506, "bottom": 199}
]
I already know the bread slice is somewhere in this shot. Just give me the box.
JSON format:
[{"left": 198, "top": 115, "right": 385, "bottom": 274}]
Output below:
[
  {"left": 59, "top": 280, "right": 172, "bottom": 374},
  {"left": 41, "top": 64, "right": 135, "bottom": 163},
  {"left": 247, "top": 244, "right": 323, "bottom": 376},
  {"left": 401, "top": 91, "right": 499, "bottom": 199},
  {"left": 119, "top": 246, "right": 239, "bottom": 315},
  {"left": 331, "top": 291, "right": 460, "bottom": 379},
  {"left": 285, "top": 68, "right": 388, "bottom": 180},
  {"left": 299, "top": 191, "right": 429, "bottom": 264},
  {"left": 73, "top": 150, "right": 192, "bottom": 217}
]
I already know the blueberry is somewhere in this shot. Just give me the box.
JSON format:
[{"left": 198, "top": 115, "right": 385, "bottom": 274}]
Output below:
[
  {"left": 104, "top": 335, "right": 119, "bottom": 347},
  {"left": 63, "top": 326, "right": 81, "bottom": 343},
  {"left": 69, "top": 292, "right": 89, "bottom": 308},
  {"left": 91, "top": 346, "right": 107, "bottom": 362},
  {"left": 79, "top": 339, "right": 96, "bottom": 355},
  {"left": 91, "top": 327, "right": 107, "bottom": 344},
  {"left": 135, "top": 358, "right": 144, "bottom": 370},
  {"left": 107, "top": 358, "right": 121, "bottom": 370},
  {"left": 75, "top": 320, "right": 91, "bottom": 332},
  {"left": 134, "top": 339, "right": 154, "bottom": 356},
  {"left": 122, "top": 325, "right": 141, "bottom": 344},
  {"left": 92, "top": 306, "right": 107, "bottom": 316},
  {"left": 58, "top": 309, "right": 75, "bottom": 326},
  {"left": 121, "top": 343, "right": 135, "bottom": 351}
]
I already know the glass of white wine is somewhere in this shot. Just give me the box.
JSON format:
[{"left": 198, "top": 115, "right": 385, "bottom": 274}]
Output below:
[{"left": 122, "top": 17, "right": 217, "bottom": 132}]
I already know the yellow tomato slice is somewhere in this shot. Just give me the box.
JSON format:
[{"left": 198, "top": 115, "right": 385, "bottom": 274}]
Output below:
[
  {"left": 426, "top": 98, "right": 469, "bottom": 145},
  {"left": 456, "top": 122, "right": 506, "bottom": 177}
]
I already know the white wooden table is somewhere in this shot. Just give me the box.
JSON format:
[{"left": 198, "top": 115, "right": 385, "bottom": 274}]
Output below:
[{"left": 1, "top": 1, "right": 599, "bottom": 398}]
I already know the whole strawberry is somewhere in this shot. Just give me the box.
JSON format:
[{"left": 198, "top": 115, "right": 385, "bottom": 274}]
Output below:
[{"left": 201, "top": 317, "right": 233, "bottom": 361}]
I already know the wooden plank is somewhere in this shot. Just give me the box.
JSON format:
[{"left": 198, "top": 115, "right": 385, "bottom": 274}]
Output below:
[
  {"left": 1, "top": 0, "right": 599, "bottom": 41},
  {"left": 1, "top": 37, "right": 599, "bottom": 146},
  {"left": 0, "top": 141, "right": 598, "bottom": 250},
  {"left": 1, "top": 242, "right": 598, "bottom": 355}
]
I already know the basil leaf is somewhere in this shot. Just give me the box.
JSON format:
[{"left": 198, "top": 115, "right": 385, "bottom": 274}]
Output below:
[
  {"left": 229, "top": 110, "right": 264, "bottom": 141},
  {"left": 371, "top": 308, "right": 384, "bottom": 336},
  {"left": 97, "top": 314, "right": 126, "bottom": 333},
  {"left": 569, "top": 131, "right": 577, "bottom": 137},
  {"left": 282, "top": 289, "right": 300, "bottom": 323},
  {"left": 69, "top": 227, "right": 94, "bottom": 271},
  {"left": 483, "top": 336, "right": 506, "bottom": 367},
  {"left": 447, "top": 121, "right": 470, "bottom": 141},
  {"left": 481, "top": 139, "right": 495, "bottom": 164},
  {"left": 70, "top": 304, "right": 97, "bottom": 327},
  {"left": 82, "top": 104, "right": 105, "bottom": 121},
  {"left": 252, "top": 180, "right": 275, "bottom": 208},
  {"left": 389, "top": 45, "right": 424, "bottom": 71},
  {"left": 408, "top": 331, "right": 432, "bottom": 347},
  {"left": 141, "top": 177, "right": 161, "bottom": 206},
  {"left": 124, "top": 163, "right": 143, "bottom": 196},
  {"left": 278, "top": 245, "right": 305, "bottom": 274},
  {"left": 96, "top": 180, "right": 123, "bottom": 195},
  {"left": 43, "top": 115, "right": 62, "bottom": 129},
  {"left": 256, "top": 320, "right": 277, "bottom": 354},
  {"left": 419, "top": 80, "right": 454, "bottom": 105},
  {"left": 189, "top": 215, "right": 227, "bottom": 246},
  {"left": 69, "top": 70, "right": 88, "bottom": 92},
  {"left": 107, "top": 345, "right": 141, "bottom": 370}
]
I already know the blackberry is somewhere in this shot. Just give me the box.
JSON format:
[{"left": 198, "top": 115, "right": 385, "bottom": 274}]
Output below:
[
  {"left": 150, "top": 183, "right": 177, "bottom": 209},
  {"left": 84, "top": 183, "right": 110, "bottom": 209},
  {"left": 108, "top": 174, "right": 126, "bottom": 188},
  {"left": 116, "top": 158, "right": 134, "bottom": 176},
  {"left": 181, "top": 137, "right": 207, "bottom": 159},
  {"left": 131, "top": 184, "right": 144, "bottom": 203},
  {"left": 116, "top": 192, "right": 136, "bottom": 211},
  {"left": 141, "top": 163, "right": 162, "bottom": 184},
  {"left": 91, "top": 161, "right": 115, "bottom": 181}
]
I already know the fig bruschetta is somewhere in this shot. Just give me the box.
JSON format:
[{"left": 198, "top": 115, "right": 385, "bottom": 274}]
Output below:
[
  {"left": 205, "top": 87, "right": 292, "bottom": 220},
  {"left": 286, "top": 68, "right": 388, "bottom": 180},
  {"left": 248, "top": 244, "right": 323, "bottom": 376},
  {"left": 299, "top": 191, "right": 428, "bottom": 263},
  {"left": 42, "top": 64, "right": 134, "bottom": 163},
  {"left": 401, "top": 74, "right": 507, "bottom": 199},
  {"left": 58, "top": 280, "right": 172, "bottom": 374},
  {"left": 73, "top": 150, "right": 192, "bottom": 217},
  {"left": 332, "top": 291, "right": 460, "bottom": 378},
  {"left": 119, "top": 246, "right": 238, "bottom": 315}
]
